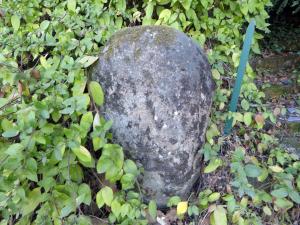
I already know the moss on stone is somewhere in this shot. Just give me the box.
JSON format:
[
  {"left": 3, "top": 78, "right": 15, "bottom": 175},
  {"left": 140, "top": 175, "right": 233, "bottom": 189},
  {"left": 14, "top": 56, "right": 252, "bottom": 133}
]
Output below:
[{"left": 102, "top": 25, "right": 178, "bottom": 60}]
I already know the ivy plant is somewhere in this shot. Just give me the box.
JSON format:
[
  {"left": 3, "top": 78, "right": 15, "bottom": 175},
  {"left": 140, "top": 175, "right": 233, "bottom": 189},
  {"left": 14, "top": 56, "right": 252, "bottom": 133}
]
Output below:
[{"left": 0, "top": 0, "right": 299, "bottom": 225}]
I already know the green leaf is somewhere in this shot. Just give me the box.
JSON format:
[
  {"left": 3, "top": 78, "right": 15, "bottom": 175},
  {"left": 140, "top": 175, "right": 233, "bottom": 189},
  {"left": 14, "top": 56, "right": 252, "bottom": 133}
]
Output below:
[
  {"left": 24, "top": 158, "right": 38, "bottom": 182},
  {"left": 257, "top": 168, "right": 268, "bottom": 182},
  {"left": 116, "top": 0, "right": 126, "bottom": 12},
  {"left": 263, "top": 206, "right": 272, "bottom": 216},
  {"left": 80, "top": 111, "right": 93, "bottom": 131},
  {"left": 213, "top": 205, "right": 227, "bottom": 225},
  {"left": 1, "top": 118, "right": 13, "bottom": 131},
  {"left": 71, "top": 145, "right": 92, "bottom": 163},
  {"left": 289, "top": 191, "right": 300, "bottom": 204},
  {"left": 148, "top": 200, "right": 157, "bottom": 220},
  {"left": 77, "top": 183, "right": 91, "bottom": 205},
  {"left": 205, "top": 123, "right": 220, "bottom": 144},
  {"left": 89, "top": 81, "right": 104, "bottom": 106},
  {"left": 181, "top": 0, "right": 192, "bottom": 10},
  {"left": 124, "top": 159, "right": 138, "bottom": 176},
  {"left": 2, "top": 129, "right": 19, "bottom": 138},
  {"left": 212, "top": 69, "right": 220, "bottom": 80},
  {"left": 40, "top": 56, "right": 50, "bottom": 69},
  {"left": 22, "top": 188, "right": 43, "bottom": 216},
  {"left": 67, "top": 0, "right": 76, "bottom": 12},
  {"left": 204, "top": 158, "right": 222, "bottom": 173},
  {"left": 11, "top": 15, "right": 20, "bottom": 32},
  {"left": 158, "top": 9, "right": 171, "bottom": 22},
  {"left": 26, "top": 158, "right": 37, "bottom": 172},
  {"left": 245, "top": 164, "right": 262, "bottom": 178},
  {"left": 101, "top": 186, "right": 114, "bottom": 206},
  {"left": 121, "top": 203, "right": 130, "bottom": 217},
  {"left": 78, "top": 56, "right": 98, "bottom": 68},
  {"left": 40, "top": 20, "right": 50, "bottom": 30},
  {"left": 143, "top": 2, "right": 154, "bottom": 25},
  {"left": 191, "top": 205, "right": 199, "bottom": 216},
  {"left": 271, "top": 188, "right": 288, "bottom": 198},
  {"left": 93, "top": 137, "right": 103, "bottom": 151},
  {"left": 208, "top": 192, "right": 220, "bottom": 202},
  {"left": 269, "top": 165, "right": 284, "bottom": 173},
  {"left": 157, "top": 0, "right": 170, "bottom": 5},
  {"left": 243, "top": 112, "right": 252, "bottom": 126},
  {"left": 96, "top": 191, "right": 104, "bottom": 209},
  {"left": 54, "top": 143, "right": 66, "bottom": 161},
  {"left": 6, "top": 143, "right": 24, "bottom": 156},
  {"left": 274, "top": 198, "right": 293, "bottom": 209},
  {"left": 167, "top": 196, "right": 181, "bottom": 207},
  {"left": 241, "top": 99, "right": 250, "bottom": 110},
  {"left": 97, "top": 157, "right": 113, "bottom": 173},
  {"left": 121, "top": 173, "right": 135, "bottom": 190},
  {"left": 111, "top": 199, "right": 121, "bottom": 218}
]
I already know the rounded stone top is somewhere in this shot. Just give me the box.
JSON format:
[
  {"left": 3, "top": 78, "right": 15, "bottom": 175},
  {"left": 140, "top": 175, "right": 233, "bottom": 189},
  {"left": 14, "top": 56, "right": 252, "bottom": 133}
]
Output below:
[{"left": 92, "top": 25, "right": 214, "bottom": 207}]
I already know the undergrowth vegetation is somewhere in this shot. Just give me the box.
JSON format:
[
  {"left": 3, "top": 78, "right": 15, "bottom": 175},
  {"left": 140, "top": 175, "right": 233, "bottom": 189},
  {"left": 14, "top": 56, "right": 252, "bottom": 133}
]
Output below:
[
  {"left": 0, "top": 0, "right": 299, "bottom": 224},
  {"left": 272, "top": 0, "right": 300, "bottom": 14}
]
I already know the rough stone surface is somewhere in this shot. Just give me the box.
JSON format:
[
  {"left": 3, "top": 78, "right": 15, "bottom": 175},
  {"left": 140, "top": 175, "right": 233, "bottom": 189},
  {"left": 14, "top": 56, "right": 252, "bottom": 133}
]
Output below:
[{"left": 92, "top": 25, "right": 214, "bottom": 206}]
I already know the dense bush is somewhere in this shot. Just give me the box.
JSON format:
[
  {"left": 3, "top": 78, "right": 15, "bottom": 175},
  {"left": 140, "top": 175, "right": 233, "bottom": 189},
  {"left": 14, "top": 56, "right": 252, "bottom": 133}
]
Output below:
[{"left": 0, "top": 0, "right": 299, "bottom": 224}]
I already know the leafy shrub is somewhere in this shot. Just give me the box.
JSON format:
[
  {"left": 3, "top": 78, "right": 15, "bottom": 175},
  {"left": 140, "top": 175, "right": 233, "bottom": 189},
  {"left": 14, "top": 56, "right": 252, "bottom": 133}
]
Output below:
[{"left": 1, "top": 0, "right": 299, "bottom": 225}]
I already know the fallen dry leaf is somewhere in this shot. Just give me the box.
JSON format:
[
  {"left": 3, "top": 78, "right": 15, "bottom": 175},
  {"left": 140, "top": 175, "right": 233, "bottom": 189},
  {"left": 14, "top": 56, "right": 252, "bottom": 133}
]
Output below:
[
  {"left": 18, "top": 81, "right": 23, "bottom": 96},
  {"left": 255, "top": 113, "right": 265, "bottom": 125},
  {"left": 31, "top": 69, "right": 41, "bottom": 80}
]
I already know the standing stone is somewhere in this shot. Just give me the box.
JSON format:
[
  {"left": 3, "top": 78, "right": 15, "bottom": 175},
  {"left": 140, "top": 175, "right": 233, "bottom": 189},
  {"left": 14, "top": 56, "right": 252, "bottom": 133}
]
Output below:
[{"left": 92, "top": 26, "right": 214, "bottom": 206}]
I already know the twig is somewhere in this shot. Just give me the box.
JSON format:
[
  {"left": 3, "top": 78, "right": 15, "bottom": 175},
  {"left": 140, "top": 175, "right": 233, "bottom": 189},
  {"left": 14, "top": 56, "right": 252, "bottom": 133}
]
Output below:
[
  {"left": 92, "top": 169, "right": 105, "bottom": 186},
  {"left": 88, "top": 215, "right": 109, "bottom": 224},
  {"left": 0, "top": 96, "right": 20, "bottom": 112},
  {"left": 135, "top": 180, "right": 144, "bottom": 202},
  {"left": 198, "top": 209, "right": 209, "bottom": 225}
]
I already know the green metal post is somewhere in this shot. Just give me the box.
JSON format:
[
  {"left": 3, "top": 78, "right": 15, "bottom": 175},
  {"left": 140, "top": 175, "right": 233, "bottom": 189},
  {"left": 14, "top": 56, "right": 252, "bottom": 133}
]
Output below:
[{"left": 224, "top": 19, "right": 256, "bottom": 136}]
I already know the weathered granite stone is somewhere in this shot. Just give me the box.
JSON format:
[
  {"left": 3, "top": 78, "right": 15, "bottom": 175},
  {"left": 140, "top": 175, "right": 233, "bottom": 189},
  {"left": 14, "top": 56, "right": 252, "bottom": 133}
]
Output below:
[{"left": 92, "top": 25, "right": 214, "bottom": 206}]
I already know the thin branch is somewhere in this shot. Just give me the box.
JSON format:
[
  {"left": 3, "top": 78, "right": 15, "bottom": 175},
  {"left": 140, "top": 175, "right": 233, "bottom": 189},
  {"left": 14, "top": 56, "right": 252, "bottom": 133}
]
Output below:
[{"left": 0, "top": 96, "right": 20, "bottom": 112}]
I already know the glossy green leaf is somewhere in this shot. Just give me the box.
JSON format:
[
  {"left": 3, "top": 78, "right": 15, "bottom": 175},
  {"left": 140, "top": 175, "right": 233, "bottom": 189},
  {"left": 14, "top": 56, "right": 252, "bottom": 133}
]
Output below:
[
  {"left": 208, "top": 192, "right": 221, "bottom": 202},
  {"left": 124, "top": 159, "right": 138, "bottom": 176},
  {"left": 101, "top": 186, "right": 114, "bottom": 206},
  {"left": 245, "top": 164, "right": 262, "bottom": 178},
  {"left": 167, "top": 196, "right": 181, "bottom": 207},
  {"left": 271, "top": 188, "right": 288, "bottom": 198},
  {"left": 212, "top": 205, "right": 227, "bottom": 225},
  {"left": 111, "top": 199, "right": 121, "bottom": 218},
  {"left": 72, "top": 146, "right": 92, "bottom": 163},
  {"left": 263, "top": 206, "right": 272, "bottom": 216},
  {"left": 158, "top": 9, "right": 171, "bottom": 21},
  {"left": 78, "top": 56, "right": 98, "bottom": 68},
  {"left": 204, "top": 158, "right": 222, "bottom": 173},
  {"left": 96, "top": 191, "right": 104, "bottom": 209},
  {"left": 77, "top": 183, "right": 91, "bottom": 205},
  {"left": 243, "top": 112, "right": 252, "bottom": 126},
  {"left": 6, "top": 143, "right": 24, "bottom": 156},
  {"left": 89, "top": 81, "right": 104, "bottom": 106},
  {"left": 40, "top": 20, "right": 50, "bottom": 30},
  {"left": 22, "top": 188, "right": 43, "bottom": 215},
  {"left": 289, "top": 191, "right": 300, "bottom": 204},
  {"left": 11, "top": 15, "right": 20, "bottom": 31},
  {"left": 148, "top": 200, "right": 157, "bottom": 220},
  {"left": 2, "top": 130, "right": 19, "bottom": 138},
  {"left": 67, "top": 0, "right": 76, "bottom": 12},
  {"left": 275, "top": 198, "right": 293, "bottom": 209}
]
